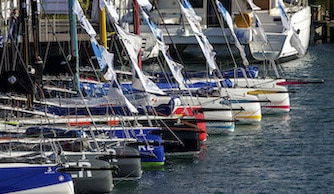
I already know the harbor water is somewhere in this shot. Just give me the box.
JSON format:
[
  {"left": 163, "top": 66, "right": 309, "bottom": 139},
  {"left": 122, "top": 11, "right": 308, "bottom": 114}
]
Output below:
[{"left": 112, "top": 43, "right": 334, "bottom": 193}]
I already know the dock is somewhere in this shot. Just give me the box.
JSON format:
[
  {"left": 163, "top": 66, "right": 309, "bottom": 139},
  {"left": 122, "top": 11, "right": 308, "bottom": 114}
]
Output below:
[{"left": 311, "top": 1, "right": 334, "bottom": 43}]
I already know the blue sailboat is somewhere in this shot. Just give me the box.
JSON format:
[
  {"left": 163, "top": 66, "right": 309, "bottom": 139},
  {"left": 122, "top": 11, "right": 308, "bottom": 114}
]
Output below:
[
  {"left": 41, "top": 0, "right": 165, "bottom": 168},
  {"left": 0, "top": 162, "right": 74, "bottom": 194}
]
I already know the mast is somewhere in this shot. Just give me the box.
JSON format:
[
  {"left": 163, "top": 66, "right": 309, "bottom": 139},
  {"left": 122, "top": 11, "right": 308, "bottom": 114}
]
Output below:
[
  {"left": 20, "top": 0, "right": 34, "bottom": 108},
  {"left": 31, "top": 0, "right": 43, "bottom": 85},
  {"left": 98, "top": 0, "right": 107, "bottom": 48},
  {"left": 20, "top": 0, "right": 29, "bottom": 68},
  {"left": 133, "top": 0, "right": 142, "bottom": 69},
  {"left": 31, "top": 0, "right": 40, "bottom": 62},
  {"left": 69, "top": 0, "right": 80, "bottom": 90}
]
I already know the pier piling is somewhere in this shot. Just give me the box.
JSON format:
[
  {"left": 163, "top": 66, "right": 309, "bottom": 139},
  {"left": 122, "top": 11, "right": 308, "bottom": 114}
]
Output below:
[{"left": 311, "top": 0, "right": 334, "bottom": 43}]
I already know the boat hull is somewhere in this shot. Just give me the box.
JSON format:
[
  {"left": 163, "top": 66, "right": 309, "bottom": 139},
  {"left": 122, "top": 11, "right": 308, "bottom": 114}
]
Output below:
[
  {"left": 108, "top": 127, "right": 165, "bottom": 167},
  {"left": 249, "top": 6, "right": 311, "bottom": 60},
  {"left": 109, "top": 146, "right": 143, "bottom": 180},
  {"left": 137, "top": 118, "right": 202, "bottom": 154},
  {"left": 62, "top": 152, "right": 114, "bottom": 194},
  {"left": 0, "top": 164, "right": 74, "bottom": 194}
]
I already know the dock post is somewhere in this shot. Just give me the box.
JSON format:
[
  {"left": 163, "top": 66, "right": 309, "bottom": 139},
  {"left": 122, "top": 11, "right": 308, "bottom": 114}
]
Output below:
[{"left": 330, "top": 0, "right": 334, "bottom": 43}]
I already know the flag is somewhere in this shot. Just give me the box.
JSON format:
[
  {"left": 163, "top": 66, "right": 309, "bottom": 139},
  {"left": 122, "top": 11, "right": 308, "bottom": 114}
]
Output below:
[
  {"left": 142, "top": 11, "right": 164, "bottom": 45},
  {"left": 195, "top": 34, "right": 218, "bottom": 72},
  {"left": 179, "top": 0, "right": 202, "bottom": 34},
  {"left": 108, "top": 80, "right": 139, "bottom": 113},
  {"left": 216, "top": 0, "right": 249, "bottom": 66},
  {"left": 99, "top": 0, "right": 119, "bottom": 23},
  {"left": 115, "top": 24, "right": 142, "bottom": 60},
  {"left": 90, "top": 37, "right": 113, "bottom": 71},
  {"left": 253, "top": 13, "right": 268, "bottom": 43},
  {"left": 137, "top": 0, "right": 153, "bottom": 11},
  {"left": 114, "top": 24, "right": 165, "bottom": 95},
  {"left": 141, "top": 10, "right": 186, "bottom": 89},
  {"left": 103, "top": 65, "right": 114, "bottom": 81},
  {"left": 277, "top": 0, "right": 306, "bottom": 57},
  {"left": 277, "top": 0, "right": 290, "bottom": 31},
  {"left": 247, "top": 0, "right": 261, "bottom": 11},
  {"left": 179, "top": 0, "right": 218, "bottom": 74},
  {"left": 162, "top": 52, "right": 187, "bottom": 90},
  {"left": 90, "top": 38, "right": 138, "bottom": 113},
  {"left": 73, "top": 0, "right": 97, "bottom": 37},
  {"left": 290, "top": 30, "right": 306, "bottom": 57},
  {"left": 131, "top": 63, "right": 166, "bottom": 95}
]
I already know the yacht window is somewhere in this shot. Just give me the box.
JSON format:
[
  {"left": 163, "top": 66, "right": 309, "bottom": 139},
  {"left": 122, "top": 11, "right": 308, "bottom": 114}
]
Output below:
[{"left": 283, "top": 0, "right": 299, "bottom": 5}]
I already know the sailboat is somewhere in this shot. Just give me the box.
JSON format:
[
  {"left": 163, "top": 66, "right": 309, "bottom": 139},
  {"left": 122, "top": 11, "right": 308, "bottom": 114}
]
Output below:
[
  {"left": 133, "top": 1, "right": 236, "bottom": 134},
  {"left": 95, "top": 0, "right": 207, "bottom": 154},
  {"left": 0, "top": 136, "right": 116, "bottom": 194},
  {"left": 0, "top": 0, "right": 143, "bottom": 190},
  {"left": 111, "top": 0, "right": 311, "bottom": 61},
  {"left": 159, "top": 0, "right": 263, "bottom": 124},
  {"left": 182, "top": 0, "right": 293, "bottom": 115},
  {"left": 35, "top": 0, "right": 164, "bottom": 170},
  {"left": 222, "top": 0, "right": 322, "bottom": 114},
  {"left": 243, "top": 0, "right": 311, "bottom": 60},
  {"left": 0, "top": 140, "right": 75, "bottom": 194},
  {"left": 203, "top": 0, "right": 322, "bottom": 114}
]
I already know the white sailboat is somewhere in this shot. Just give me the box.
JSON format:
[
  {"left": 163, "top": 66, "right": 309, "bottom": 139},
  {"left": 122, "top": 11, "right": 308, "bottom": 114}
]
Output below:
[
  {"left": 177, "top": 0, "right": 262, "bottom": 124},
  {"left": 137, "top": 1, "right": 235, "bottom": 134},
  {"left": 244, "top": 0, "right": 311, "bottom": 60},
  {"left": 107, "top": 0, "right": 310, "bottom": 60},
  {"left": 0, "top": 1, "right": 142, "bottom": 191}
]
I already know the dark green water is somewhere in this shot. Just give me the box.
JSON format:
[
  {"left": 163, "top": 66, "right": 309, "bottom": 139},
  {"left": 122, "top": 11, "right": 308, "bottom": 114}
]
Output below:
[{"left": 112, "top": 43, "right": 334, "bottom": 194}]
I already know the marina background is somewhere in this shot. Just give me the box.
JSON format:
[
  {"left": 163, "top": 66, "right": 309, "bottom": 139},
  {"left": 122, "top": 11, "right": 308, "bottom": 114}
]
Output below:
[
  {"left": 0, "top": 1, "right": 334, "bottom": 193},
  {"left": 311, "top": 0, "right": 334, "bottom": 43},
  {"left": 112, "top": 42, "right": 334, "bottom": 193}
]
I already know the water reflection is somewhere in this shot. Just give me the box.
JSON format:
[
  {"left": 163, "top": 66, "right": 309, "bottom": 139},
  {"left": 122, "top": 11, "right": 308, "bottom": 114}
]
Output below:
[{"left": 113, "top": 44, "right": 334, "bottom": 194}]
